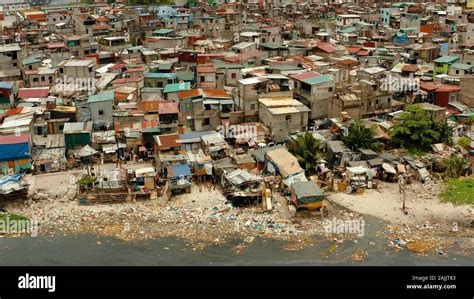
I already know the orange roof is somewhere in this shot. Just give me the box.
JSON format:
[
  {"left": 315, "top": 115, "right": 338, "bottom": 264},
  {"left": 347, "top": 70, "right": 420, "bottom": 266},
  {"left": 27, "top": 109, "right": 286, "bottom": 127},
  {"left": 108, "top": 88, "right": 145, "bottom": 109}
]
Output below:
[
  {"left": 197, "top": 66, "right": 216, "bottom": 73},
  {"left": 177, "top": 89, "right": 202, "bottom": 100},
  {"left": 137, "top": 100, "right": 159, "bottom": 112},
  {"left": 177, "top": 88, "right": 230, "bottom": 100},
  {"left": 202, "top": 89, "right": 230, "bottom": 98},
  {"left": 157, "top": 134, "right": 180, "bottom": 150}
]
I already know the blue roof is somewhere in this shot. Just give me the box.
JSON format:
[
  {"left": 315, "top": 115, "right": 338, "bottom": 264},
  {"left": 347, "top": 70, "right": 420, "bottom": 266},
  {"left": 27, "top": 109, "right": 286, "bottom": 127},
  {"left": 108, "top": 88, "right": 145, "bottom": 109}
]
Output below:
[
  {"left": 0, "top": 82, "right": 14, "bottom": 89},
  {"left": 144, "top": 72, "right": 177, "bottom": 79},
  {"left": 171, "top": 164, "right": 191, "bottom": 177}
]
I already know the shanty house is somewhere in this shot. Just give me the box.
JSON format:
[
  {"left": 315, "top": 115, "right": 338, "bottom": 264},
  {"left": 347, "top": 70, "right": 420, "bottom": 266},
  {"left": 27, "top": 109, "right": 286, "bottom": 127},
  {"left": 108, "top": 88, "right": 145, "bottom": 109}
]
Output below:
[
  {"left": 63, "top": 121, "right": 92, "bottom": 150},
  {"left": 87, "top": 90, "right": 114, "bottom": 130},
  {"left": 291, "top": 181, "right": 324, "bottom": 210},
  {"left": 0, "top": 133, "right": 32, "bottom": 174}
]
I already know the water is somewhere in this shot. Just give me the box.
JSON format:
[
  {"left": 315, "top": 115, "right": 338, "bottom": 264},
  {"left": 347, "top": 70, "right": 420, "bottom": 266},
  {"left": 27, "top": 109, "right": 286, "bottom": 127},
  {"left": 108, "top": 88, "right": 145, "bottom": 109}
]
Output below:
[{"left": 0, "top": 217, "right": 471, "bottom": 266}]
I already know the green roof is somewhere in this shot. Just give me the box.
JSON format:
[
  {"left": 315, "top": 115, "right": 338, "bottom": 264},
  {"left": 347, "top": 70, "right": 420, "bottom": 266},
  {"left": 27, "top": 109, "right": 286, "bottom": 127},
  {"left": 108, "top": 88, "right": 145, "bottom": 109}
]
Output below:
[
  {"left": 303, "top": 74, "right": 333, "bottom": 85},
  {"left": 163, "top": 82, "right": 191, "bottom": 93},
  {"left": 153, "top": 28, "right": 175, "bottom": 35},
  {"left": 176, "top": 71, "right": 194, "bottom": 81},
  {"left": 341, "top": 26, "right": 357, "bottom": 33},
  {"left": 23, "top": 57, "right": 41, "bottom": 65},
  {"left": 451, "top": 63, "right": 473, "bottom": 70},
  {"left": 158, "top": 63, "right": 173, "bottom": 70},
  {"left": 433, "top": 56, "right": 460, "bottom": 64},
  {"left": 87, "top": 90, "right": 114, "bottom": 103},
  {"left": 144, "top": 72, "right": 177, "bottom": 79},
  {"left": 260, "top": 42, "right": 285, "bottom": 50},
  {"left": 142, "top": 127, "right": 161, "bottom": 133}
]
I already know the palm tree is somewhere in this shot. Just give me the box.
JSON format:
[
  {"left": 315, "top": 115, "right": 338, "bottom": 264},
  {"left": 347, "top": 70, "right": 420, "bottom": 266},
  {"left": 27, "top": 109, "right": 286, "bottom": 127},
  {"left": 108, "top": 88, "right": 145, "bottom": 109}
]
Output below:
[
  {"left": 288, "top": 132, "right": 322, "bottom": 173},
  {"left": 343, "top": 121, "right": 376, "bottom": 150}
]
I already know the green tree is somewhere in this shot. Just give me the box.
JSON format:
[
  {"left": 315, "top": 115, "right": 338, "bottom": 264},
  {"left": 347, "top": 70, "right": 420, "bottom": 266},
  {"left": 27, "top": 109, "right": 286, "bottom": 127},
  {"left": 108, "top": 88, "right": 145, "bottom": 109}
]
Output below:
[
  {"left": 343, "top": 120, "right": 376, "bottom": 150},
  {"left": 432, "top": 120, "right": 454, "bottom": 146},
  {"left": 288, "top": 132, "right": 322, "bottom": 173},
  {"left": 390, "top": 104, "right": 440, "bottom": 150}
]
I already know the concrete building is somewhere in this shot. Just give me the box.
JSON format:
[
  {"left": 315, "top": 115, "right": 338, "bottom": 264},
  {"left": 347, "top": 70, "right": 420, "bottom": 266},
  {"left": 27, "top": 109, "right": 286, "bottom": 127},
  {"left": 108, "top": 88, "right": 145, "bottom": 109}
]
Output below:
[
  {"left": 258, "top": 98, "right": 310, "bottom": 142},
  {"left": 291, "top": 72, "right": 335, "bottom": 120}
]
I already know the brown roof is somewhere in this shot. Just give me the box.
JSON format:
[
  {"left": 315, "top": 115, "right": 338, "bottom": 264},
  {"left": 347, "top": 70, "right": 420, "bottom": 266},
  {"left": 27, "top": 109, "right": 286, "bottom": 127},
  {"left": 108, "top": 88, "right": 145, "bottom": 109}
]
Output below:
[{"left": 157, "top": 134, "right": 180, "bottom": 150}]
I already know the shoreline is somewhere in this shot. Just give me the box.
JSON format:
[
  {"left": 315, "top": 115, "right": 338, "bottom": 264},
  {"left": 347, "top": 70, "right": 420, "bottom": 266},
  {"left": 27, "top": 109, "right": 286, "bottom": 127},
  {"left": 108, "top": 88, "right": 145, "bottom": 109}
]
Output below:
[{"left": 1, "top": 170, "right": 472, "bottom": 257}]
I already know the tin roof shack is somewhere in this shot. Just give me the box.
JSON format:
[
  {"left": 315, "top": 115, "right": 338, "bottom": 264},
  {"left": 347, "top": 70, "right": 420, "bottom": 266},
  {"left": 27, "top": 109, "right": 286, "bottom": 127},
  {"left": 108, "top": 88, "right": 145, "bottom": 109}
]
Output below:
[
  {"left": 186, "top": 149, "right": 212, "bottom": 177},
  {"left": 201, "top": 132, "right": 229, "bottom": 160},
  {"left": 265, "top": 148, "right": 307, "bottom": 188},
  {"left": 232, "top": 152, "right": 256, "bottom": 170},
  {"left": 87, "top": 90, "right": 114, "bottom": 130},
  {"left": 32, "top": 134, "right": 67, "bottom": 174},
  {"left": 63, "top": 122, "right": 92, "bottom": 150},
  {"left": 258, "top": 98, "right": 310, "bottom": 143},
  {"left": 291, "top": 181, "right": 324, "bottom": 211},
  {"left": 222, "top": 168, "right": 263, "bottom": 207},
  {"left": 326, "top": 140, "right": 351, "bottom": 168},
  {"left": 131, "top": 167, "right": 156, "bottom": 200},
  {"left": 0, "top": 173, "right": 28, "bottom": 201},
  {"left": 166, "top": 164, "right": 192, "bottom": 197},
  {"left": 0, "top": 133, "right": 32, "bottom": 174},
  {"left": 344, "top": 166, "right": 370, "bottom": 193}
]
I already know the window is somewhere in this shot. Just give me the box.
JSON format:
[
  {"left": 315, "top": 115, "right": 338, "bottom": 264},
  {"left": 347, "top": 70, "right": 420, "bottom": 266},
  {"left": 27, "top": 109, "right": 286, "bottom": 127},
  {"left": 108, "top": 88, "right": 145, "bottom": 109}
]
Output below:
[
  {"left": 250, "top": 104, "right": 256, "bottom": 110},
  {"left": 60, "top": 68, "right": 64, "bottom": 74},
  {"left": 328, "top": 87, "right": 333, "bottom": 92},
  {"left": 200, "top": 76, "right": 205, "bottom": 82},
  {"left": 456, "top": 70, "right": 459, "bottom": 74},
  {"left": 231, "top": 73, "right": 236, "bottom": 79},
  {"left": 98, "top": 109, "right": 104, "bottom": 115},
  {"left": 33, "top": 78, "right": 39, "bottom": 82},
  {"left": 203, "top": 118, "right": 210, "bottom": 126},
  {"left": 286, "top": 115, "right": 292, "bottom": 122},
  {"left": 388, "top": 98, "right": 391, "bottom": 103}
]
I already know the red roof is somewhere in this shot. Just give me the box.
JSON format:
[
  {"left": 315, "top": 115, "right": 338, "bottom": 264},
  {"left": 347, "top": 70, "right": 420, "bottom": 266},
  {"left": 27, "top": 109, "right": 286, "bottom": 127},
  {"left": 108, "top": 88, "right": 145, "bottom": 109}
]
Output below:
[
  {"left": 157, "top": 133, "right": 180, "bottom": 150},
  {"left": 17, "top": 88, "right": 49, "bottom": 99},
  {"left": 420, "top": 82, "right": 461, "bottom": 92},
  {"left": 290, "top": 71, "right": 320, "bottom": 81},
  {"left": 159, "top": 101, "right": 179, "bottom": 114},
  {"left": 0, "top": 133, "right": 30, "bottom": 145},
  {"left": 347, "top": 46, "right": 362, "bottom": 53},
  {"left": 48, "top": 43, "right": 66, "bottom": 49},
  {"left": 316, "top": 42, "right": 336, "bottom": 53},
  {"left": 357, "top": 50, "right": 369, "bottom": 56},
  {"left": 111, "top": 77, "right": 142, "bottom": 84},
  {"left": 4, "top": 107, "right": 23, "bottom": 117}
]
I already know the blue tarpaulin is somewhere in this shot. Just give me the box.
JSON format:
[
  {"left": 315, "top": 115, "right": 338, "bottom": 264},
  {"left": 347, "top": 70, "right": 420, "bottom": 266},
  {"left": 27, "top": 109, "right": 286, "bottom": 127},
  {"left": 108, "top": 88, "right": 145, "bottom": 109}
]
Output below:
[
  {"left": 170, "top": 164, "right": 191, "bottom": 177},
  {"left": 0, "top": 143, "right": 30, "bottom": 161},
  {"left": 0, "top": 173, "right": 25, "bottom": 186}
]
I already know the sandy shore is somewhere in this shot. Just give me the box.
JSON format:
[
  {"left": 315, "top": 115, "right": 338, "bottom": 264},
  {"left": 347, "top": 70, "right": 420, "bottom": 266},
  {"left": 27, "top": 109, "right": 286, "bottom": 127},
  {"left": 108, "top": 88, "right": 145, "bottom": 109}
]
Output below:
[{"left": 328, "top": 181, "right": 473, "bottom": 226}]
